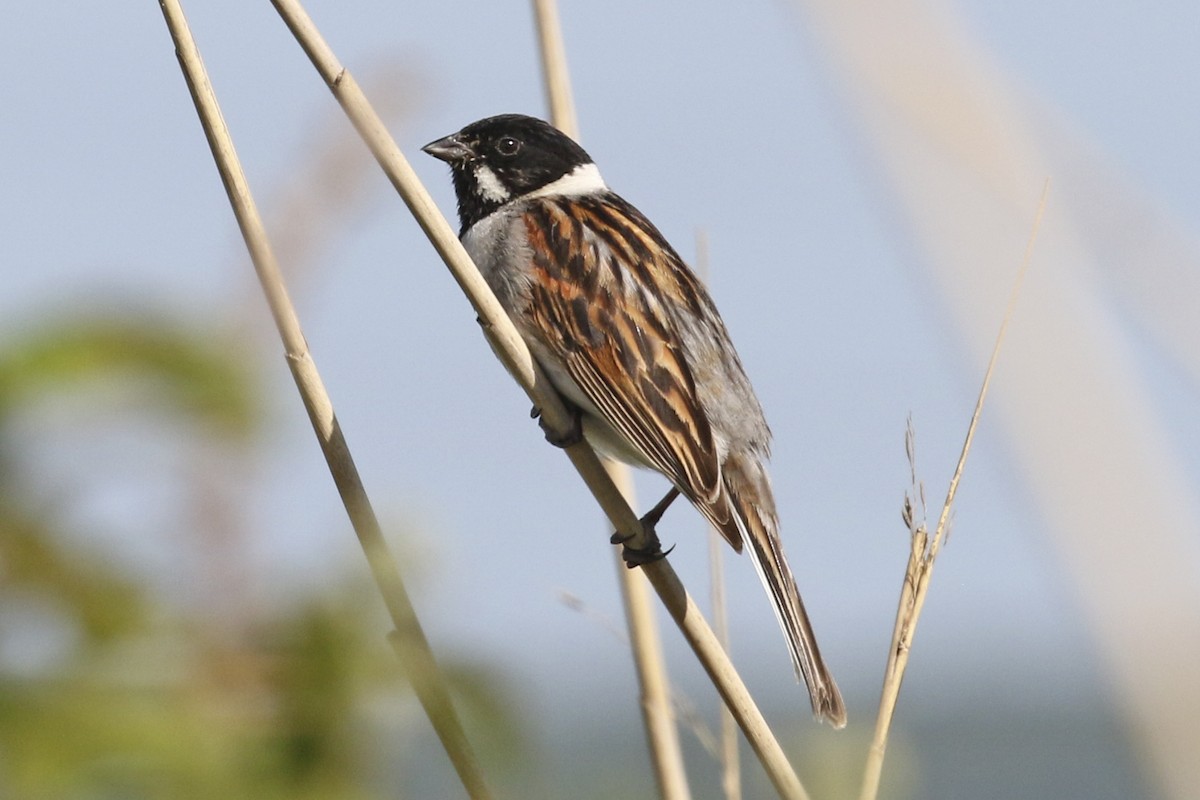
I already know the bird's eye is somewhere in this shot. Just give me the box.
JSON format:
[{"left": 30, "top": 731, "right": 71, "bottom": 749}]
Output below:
[{"left": 495, "top": 136, "right": 521, "bottom": 157}]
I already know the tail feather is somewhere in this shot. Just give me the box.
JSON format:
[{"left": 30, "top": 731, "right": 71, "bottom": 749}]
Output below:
[{"left": 713, "top": 456, "right": 847, "bottom": 729}]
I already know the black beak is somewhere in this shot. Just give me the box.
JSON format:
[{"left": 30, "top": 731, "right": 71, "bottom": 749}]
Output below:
[{"left": 421, "top": 133, "right": 475, "bottom": 164}]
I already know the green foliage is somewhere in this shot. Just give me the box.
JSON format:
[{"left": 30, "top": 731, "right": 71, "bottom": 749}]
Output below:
[
  {"left": 0, "top": 307, "right": 519, "bottom": 798},
  {"left": 0, "top": 310, "right": 259, "bottom": 436}
]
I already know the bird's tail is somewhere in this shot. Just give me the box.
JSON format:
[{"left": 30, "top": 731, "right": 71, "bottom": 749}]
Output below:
[{"left": 720, "top": 455, "right": 847, "bottom": 729}]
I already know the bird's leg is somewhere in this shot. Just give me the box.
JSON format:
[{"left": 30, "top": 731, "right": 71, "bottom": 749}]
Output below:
[
  {"left": 611, "top": 487, "right": 681, "bottom": 568},
  {"left": 639, "top": 486, "right": 681, "bottom": 531},
  {"left": 530, "top": 404, "right": 583, "bottom": 448}
]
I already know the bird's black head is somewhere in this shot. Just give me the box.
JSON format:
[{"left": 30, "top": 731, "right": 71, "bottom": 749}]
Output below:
[{"left": 423, "top": 114, "right": 601, "bottom": 232}]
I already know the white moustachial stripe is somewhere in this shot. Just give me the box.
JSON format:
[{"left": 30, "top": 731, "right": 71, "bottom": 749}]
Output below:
[{"left": 473, "top": 164, "right": 511, "bottom": 203}]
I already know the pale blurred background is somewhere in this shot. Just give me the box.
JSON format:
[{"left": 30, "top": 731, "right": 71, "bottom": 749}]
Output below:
[{"left": 1, "top": 1, "right": 1197, "bottom": 798}]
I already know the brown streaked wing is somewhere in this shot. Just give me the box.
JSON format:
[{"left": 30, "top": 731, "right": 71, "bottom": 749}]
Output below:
[{"left": 521, "top": 195, "right": 723, "bottom": 505}]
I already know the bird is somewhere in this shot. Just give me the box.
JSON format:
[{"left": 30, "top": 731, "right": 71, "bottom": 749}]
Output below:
[{"left": 423, "top": 113, "right": 846, "bottom": 728}]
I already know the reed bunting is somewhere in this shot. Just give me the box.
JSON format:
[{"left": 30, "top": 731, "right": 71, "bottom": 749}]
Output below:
[{"left": 423, "top": 114, "right": 845, "bottom": 727}]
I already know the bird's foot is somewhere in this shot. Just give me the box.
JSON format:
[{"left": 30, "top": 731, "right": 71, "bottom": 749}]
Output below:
[
  {"left": 531, "top": 405, "right": 583, "bottom": 449},
  {"left": 611, "top": 488, "right": 680, "bottom": 568}
]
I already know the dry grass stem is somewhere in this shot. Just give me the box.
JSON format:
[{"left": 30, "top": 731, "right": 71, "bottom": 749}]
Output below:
[
  {"left": 531, "top": 0, "right": 579, "bottom": 138},
  {"left": 639, "top": 562, "right": 809, "bottom": 800},
  {"left": 530, "top": 2, "right": 688, "bottom": 796},
  {"left": 610, "top": 460, "right": 694, "bottom": 800},
  {"left": 698, "top": 231, "right": 742, "bottom": 800},
  {"left": 156, "top": 2, "right": 493, "bottom": 798},
  {"left": 266, "top": 1, "right": 810, "bottom": 795},
  {"left": 710, "top": 527, "right": 742, "bottom": 800},
  {"left": 858, "top": 181, "right": 1050, "bottom": 800}
]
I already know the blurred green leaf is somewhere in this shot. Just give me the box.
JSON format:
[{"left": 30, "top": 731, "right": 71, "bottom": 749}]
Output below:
[
  {"left": 0, "top": 305, "right": 524, "bottom": 798},
  {"left": 0, "top": 505, "right": 145, "bottom": 642},
  {"left": 0, "top": 311, "right": 259, "bottom": 437}
]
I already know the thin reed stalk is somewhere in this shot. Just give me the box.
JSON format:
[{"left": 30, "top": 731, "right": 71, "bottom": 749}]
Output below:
[
  {"left": 710, "top": 528, "right": 741, "bottom": 800},
  {"left": 267, "top": 1, "right": 810, "bottom": 795},
  {"left": 610, "top": 461, "right": 693, "bottom": 800},
  {"left": 697, "top": 230, "right": 741, "bottom": 800},
  {"left": 156, "top": 2, "right": 493, "bottom": 798},
  {"left": 531, "top": 0, "right": 578, "bottom": 136},
  {"left": 858, "top": 180, "right": 1049, "bottom": 800}
]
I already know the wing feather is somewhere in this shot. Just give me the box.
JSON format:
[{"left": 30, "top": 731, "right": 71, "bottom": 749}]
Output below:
[{"left": 520, "top": 194, "right": 723, "bottom": 504}]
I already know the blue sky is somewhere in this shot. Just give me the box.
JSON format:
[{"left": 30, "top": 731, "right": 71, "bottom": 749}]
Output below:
[{"left": 2, "top": 1, "right": 1197, "bottom": 796}]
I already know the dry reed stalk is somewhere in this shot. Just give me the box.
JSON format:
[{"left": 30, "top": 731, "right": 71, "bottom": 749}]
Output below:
[
  {"left": 530, "top": 2, "right": 690, "bottom": 797},
  {"left": 697, "top": 231, "right": 742, "bottom": 800},
  {"left": 156, "top": 2, "right": 493, "bottom": 798},
  {"left": 857, "top": 181, "right": 1049, "bottom": 800},
  {"left": 266, "top": 1, "right": 811, "bottom": 796},
  {"left": 638, "top": 563, "right": 808, "bottom": 799},
  {"left": 610, "top": 460, "right": 694, "bottom": 800},
  {"left": 710, "top": 528, "right": 742, "bottom": 800},
  {"left": 531, "top": 0, "right": 578, "bottom": 137}
]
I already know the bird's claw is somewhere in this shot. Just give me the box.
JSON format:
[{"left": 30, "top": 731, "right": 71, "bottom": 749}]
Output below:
[
  {"left": 612, "top": 527, "right": 674, "bottom": 568},
  {"left": 611, "top": 487, "right": 681, "bottom": 568},
  {"left": 533, "top": 405, "right": 584, "bottom": 448}
]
